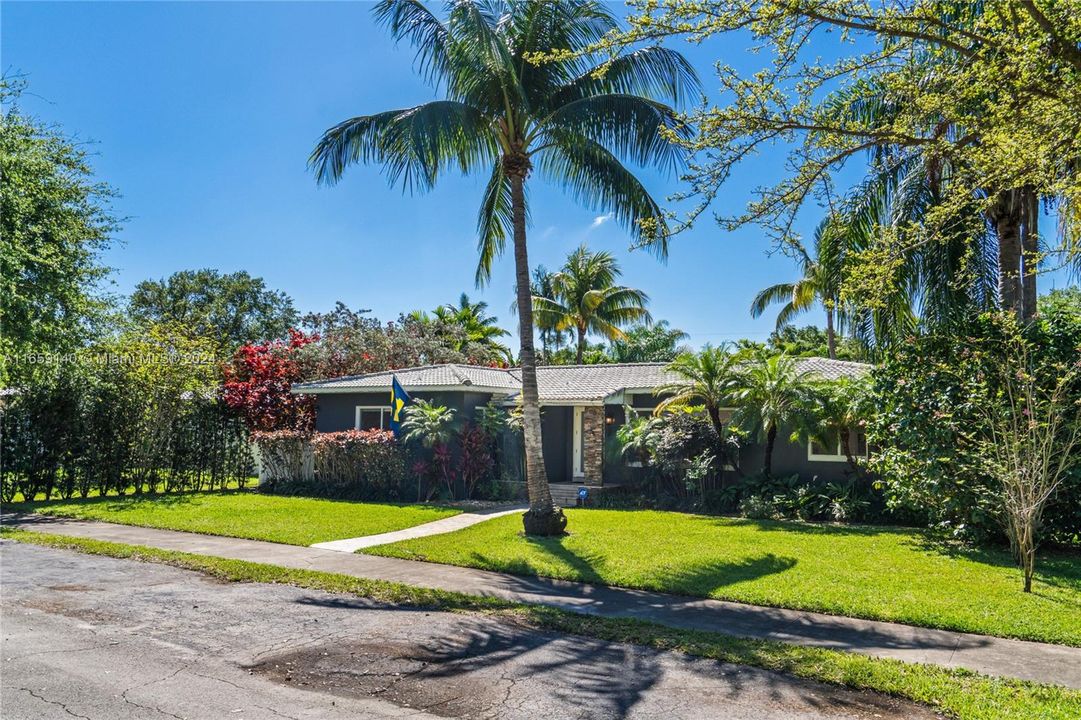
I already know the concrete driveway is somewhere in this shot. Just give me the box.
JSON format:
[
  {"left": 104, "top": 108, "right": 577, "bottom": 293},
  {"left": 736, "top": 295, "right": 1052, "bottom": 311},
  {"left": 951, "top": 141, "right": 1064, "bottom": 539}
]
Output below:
[{"left": 1, "top": 541, "right": 939, "bottom": 720}]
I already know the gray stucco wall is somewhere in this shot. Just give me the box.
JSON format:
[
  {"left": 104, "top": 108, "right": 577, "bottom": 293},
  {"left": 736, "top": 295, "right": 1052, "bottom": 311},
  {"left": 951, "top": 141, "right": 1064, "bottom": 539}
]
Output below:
[
  {"left": 310, "top": 390, "right": 497, "bottom": 433},
  {"left": 737, "top": 425, "right": 854, "bottom": 483}
]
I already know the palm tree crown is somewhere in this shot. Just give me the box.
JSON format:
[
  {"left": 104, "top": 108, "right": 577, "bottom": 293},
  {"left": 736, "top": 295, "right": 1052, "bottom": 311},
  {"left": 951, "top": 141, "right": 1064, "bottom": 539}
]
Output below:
[
  {"left": 751, "top": 218, "right": 850, "bottom": 359},
  {"left": 730, "top": 353, "right": 817, "bottom": 477},
  {"left": 309, "top": 0, "right": 697, "bottom": 534},
  {"left": 533, "top": 244, "right": 653, "bottom": 363},
  {"left": 655, "top": 344, "right": 742, "bottom": 439}
]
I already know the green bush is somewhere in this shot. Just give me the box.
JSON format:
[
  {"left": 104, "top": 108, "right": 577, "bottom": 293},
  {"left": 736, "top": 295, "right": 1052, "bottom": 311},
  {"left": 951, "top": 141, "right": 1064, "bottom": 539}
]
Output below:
[
  {"left": 254, "top": 429, "right": 408, "bottom": 501},
  {"left": 1, "top": 326, "right": 250, "bottom": 502},
  {"left": 870, "top": 298, "right": 1081, "bottom": 546}
]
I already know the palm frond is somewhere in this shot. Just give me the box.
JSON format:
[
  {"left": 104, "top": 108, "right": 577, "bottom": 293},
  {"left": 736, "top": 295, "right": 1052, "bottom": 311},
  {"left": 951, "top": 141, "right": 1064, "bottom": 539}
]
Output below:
[
  {"left": 542, "top": 93, "right": 690, "bottom": 173},
  {"left": 537, "top": 135, "right": 670, "bottom": 257},
  {"left": 552, "top": 46, "right": 700, "bottom": 108},
  {"left": 309, "top": 101, "right": 496, "bottom": 191},
  {"left": 373, "top": 0, "right": 451, "bottom": 85},
  {"left": 475, "top": 160, "right": 516, "bottom": 285}
]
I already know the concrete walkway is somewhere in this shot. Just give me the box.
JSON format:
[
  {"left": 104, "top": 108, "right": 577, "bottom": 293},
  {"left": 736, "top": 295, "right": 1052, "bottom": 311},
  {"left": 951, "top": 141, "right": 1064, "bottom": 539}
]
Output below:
[
  {"left": 5, "top": 513, "right": 1080, "bottom": 689},
  {"left": 312, "top": 504, "right": 526, "bottom": 552}
]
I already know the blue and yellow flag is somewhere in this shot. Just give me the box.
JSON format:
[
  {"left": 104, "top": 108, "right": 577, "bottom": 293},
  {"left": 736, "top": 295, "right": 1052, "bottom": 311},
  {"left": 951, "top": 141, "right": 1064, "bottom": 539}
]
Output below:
[{"left": 389, "top": 376, "right": 411, "bottom": 438}]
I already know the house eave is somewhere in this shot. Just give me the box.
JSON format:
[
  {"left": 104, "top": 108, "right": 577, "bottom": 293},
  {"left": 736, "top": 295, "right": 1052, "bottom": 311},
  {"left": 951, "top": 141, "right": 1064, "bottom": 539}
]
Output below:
[{"left": 291, "top": 384, "right": 516, "bottom": 396}]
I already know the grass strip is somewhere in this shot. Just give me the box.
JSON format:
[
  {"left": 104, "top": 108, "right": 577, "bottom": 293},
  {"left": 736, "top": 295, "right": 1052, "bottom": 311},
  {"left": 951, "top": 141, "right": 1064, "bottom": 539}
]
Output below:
[{"left": 4, "top": 527, "right": 1079, "bottom": 720}]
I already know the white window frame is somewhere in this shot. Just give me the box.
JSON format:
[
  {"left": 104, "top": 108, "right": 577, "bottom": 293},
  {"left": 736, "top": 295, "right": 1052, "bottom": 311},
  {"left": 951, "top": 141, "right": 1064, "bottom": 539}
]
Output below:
[
  {"left": 807, "top": 432, "right": 869, "bottom": 462},
  {"left": 355, "top": 406, "right": 391, "bottom": 431}
]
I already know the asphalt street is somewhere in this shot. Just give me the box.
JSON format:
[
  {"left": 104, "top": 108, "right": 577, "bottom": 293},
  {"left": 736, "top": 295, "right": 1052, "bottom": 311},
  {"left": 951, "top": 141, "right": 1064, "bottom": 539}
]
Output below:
[{"left": 1, "top": 540, "right": 940, "bottom": 719}]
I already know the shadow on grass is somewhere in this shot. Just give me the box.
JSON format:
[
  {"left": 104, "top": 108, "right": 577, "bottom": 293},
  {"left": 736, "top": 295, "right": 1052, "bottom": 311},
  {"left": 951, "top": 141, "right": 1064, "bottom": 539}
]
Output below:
[{"left": 464, "top": 533, "right": 797, "bottom": 599}]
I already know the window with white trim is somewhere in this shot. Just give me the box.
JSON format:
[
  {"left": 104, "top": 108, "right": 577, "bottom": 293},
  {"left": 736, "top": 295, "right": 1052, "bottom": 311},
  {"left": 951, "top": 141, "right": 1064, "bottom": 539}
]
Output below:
[
  {"left": 355, "top": 406, "right": 391, "bottom": 431},
  {"left": 808, "top": 431, "right": 868, "bottom": 462}
]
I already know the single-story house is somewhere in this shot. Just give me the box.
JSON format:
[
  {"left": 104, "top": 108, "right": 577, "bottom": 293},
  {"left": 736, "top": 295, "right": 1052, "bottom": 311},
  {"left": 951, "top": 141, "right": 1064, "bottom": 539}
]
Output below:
[{"left": 291, "top": 359, "right": 871, "bottom": 493}]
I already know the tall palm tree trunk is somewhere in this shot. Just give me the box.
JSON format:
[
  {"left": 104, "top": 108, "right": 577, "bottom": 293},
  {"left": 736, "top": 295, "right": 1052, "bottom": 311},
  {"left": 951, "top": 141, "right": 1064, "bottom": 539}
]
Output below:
[
  {"left": 507, "top": 157, "right": 565, "bottom": 536},
  {"left": 575, "top": 326, "right": 586, "bottom": 364},
  {"left": 1021, "top": 186, "right": 1039, "bottom": 325},
  {"left": 825, "top": 305, "right": 837, "bottom": 360},
  {"left": 763, "top": 423, "right": 777, "bottom": 477},
  {"left": 990, "top": 189, "right": 1024, "bottom": 321}
]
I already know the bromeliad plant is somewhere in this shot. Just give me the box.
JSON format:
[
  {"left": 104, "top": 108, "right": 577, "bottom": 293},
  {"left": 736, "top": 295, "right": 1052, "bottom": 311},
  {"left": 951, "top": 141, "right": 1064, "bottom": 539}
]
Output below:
[{"left": 309, "top": 0, "right": 698, "bottom": 535}]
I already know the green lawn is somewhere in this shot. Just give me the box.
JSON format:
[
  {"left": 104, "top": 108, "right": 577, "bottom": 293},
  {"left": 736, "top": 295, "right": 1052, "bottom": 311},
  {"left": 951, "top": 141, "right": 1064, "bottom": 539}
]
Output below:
[
  {"left": 365, "top": 508, "right": 1081, "bottom": 646},
  {"left": 9, "top": 491, "right": 461, "bottom": 546}
]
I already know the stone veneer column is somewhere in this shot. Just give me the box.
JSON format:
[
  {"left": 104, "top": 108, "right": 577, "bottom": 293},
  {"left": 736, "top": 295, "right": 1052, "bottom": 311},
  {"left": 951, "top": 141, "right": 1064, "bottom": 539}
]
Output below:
[{"left": 582, "top": 406, "right": 605, "bottom": 485}]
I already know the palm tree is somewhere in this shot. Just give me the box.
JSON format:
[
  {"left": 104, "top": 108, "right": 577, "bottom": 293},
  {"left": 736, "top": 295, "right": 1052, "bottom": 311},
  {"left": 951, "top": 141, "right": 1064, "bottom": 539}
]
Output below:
[
  {"left": 608, "top": 319, "right": 690, "bottom": 362},
  {"left": 730, "top": 353, "right": 816, "bottom": 477},
  {"left": 309, "top": 0, "right": 696, "bottom": 535},
  {"left": 400, "top": 399, "right": 456, "bottom": 448},
  {"left": 751, "top": 218, "right": 848, "bottom": 359},
  {"left": 435, "top": 293, "right": 512, "bottom": 361},
  {"left": 527, "top": 265, "right": 565, "bottom": 361},
  {"left": 532, "top": 245, "right": 652, "bottom": 364},
  {"left": 654, "top": 344, "right": 741, "bottom": 439},
  {"left": 807, "top": 376, "right": 872, "bottom": 477}
]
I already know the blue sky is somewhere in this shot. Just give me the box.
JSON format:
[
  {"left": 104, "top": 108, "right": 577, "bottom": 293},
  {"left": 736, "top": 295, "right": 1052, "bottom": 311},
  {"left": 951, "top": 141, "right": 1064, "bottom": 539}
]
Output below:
[{"left": 5, "top": 2, "right": 1072, "bottom": 349}]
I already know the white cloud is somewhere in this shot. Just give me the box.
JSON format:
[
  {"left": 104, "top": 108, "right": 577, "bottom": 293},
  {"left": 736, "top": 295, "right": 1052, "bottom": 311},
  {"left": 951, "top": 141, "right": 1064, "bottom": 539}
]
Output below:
[{"left": 590, "top": 213, "right": 613, "bottom": 229}]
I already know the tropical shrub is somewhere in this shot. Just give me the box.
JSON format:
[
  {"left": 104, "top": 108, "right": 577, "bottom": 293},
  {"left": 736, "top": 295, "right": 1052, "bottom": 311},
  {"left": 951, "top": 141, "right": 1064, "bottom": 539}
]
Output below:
[
  {"left": 871, "top": 304, "right": 1081, "bottom": 546},
  {"left": 458, "top": 423, "right": 495, "bottom": 500}
]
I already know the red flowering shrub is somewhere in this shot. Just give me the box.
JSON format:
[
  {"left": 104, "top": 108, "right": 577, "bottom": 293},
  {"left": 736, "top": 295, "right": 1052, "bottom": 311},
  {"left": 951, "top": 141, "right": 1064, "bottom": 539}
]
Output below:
[{"left": 223, "top": 329, "right": 317, "bottom": 432}]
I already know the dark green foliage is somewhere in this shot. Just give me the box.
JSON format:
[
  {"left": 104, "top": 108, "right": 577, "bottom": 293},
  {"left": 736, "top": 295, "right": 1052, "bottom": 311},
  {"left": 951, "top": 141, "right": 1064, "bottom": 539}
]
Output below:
[
  {"left": 608, "top": 320, "right": 691, "bottom": 362},
  {"left": 870, "top": 299, "right": 1081, "bottom": 545},
  {"left": 1, "top": 80, "right": 117, "bottom": 388},
  {"left": 129, "top": 269, "right": 298, "bottom": 355},
  {"left": 1, "top": 368, "right": 250, "bottom": 503},
  {"left": 766, "top": 326, "right": 868, "bottom": 361}
]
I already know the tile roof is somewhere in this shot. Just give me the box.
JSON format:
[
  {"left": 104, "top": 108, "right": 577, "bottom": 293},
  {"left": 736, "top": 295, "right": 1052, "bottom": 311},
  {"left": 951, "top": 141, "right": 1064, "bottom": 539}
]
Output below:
[
  {"left": 291, "top": 364, "right": 519, "bottom": 393},
  {"left": 293, "top": 358, "right": 871, "bottom": 402}
]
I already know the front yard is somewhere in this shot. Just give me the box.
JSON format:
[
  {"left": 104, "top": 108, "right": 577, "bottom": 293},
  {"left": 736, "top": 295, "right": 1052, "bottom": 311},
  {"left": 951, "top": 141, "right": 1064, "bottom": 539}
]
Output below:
[
  {"left": 9, "top": 491, "right": 460, "bottom": 546},
  {"left": 364, "top": 508, "right": 1081, "bottom": 646}
]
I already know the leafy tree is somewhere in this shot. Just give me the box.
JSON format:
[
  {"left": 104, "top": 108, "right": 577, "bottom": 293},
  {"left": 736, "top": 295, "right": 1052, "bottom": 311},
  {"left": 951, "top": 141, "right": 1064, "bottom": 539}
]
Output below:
[
  {"left": 129, "top": 269, "right": 297, "bottom": 354},
  {"left": 655, "top": 344, "right": 741, "bottom": 439},
  {"left": 309, "top": 0, "right": 696, "bottom": 534},
  {"left": 971, "top": 320, "right": 1081, "bottom": 591},
  {"left": 871, "top": 299, "right": 1081, "bottom": 548},
  {"left": 1, "top": 80, "right": 117, "bottom": 387},
  {"left": 608, "top": 319, "right": 690, "bottom": 363},
  {"left": 299, "top": 305, "right": 503, "bottom": 379},
  {"left": 606, "top": 1, "right": 1081, "bottom": 319},
  {"left": 223, "top": 329, "right": 318, "bottom": 432},
  {"left": 532, "top": 244, "right": 653, "bottom": 364},
  {"left": 730, "top": 353, "right": 817, "bottom": 477}
]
